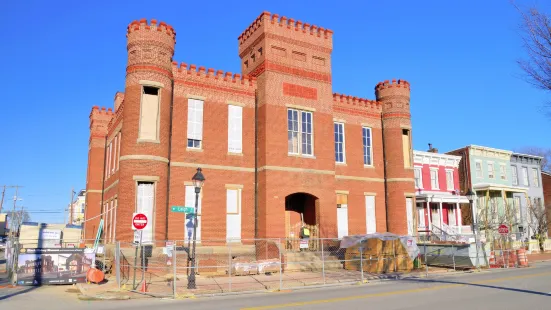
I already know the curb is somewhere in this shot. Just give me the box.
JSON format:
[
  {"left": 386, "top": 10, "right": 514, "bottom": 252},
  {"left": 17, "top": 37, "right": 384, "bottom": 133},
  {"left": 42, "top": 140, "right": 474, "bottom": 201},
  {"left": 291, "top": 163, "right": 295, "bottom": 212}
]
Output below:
[{"left": 77, "top": 293, "right": 131, "bottom": 301}]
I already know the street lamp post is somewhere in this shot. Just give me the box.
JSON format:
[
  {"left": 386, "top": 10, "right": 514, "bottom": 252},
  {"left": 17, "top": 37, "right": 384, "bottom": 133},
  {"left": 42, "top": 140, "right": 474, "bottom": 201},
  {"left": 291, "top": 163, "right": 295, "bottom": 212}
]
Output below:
[
  {"left": 188, "top": 167, "right": 205, "bottom": 289},
  {"left": 466, "top": 188, "right": 480, "bottom": 270}
]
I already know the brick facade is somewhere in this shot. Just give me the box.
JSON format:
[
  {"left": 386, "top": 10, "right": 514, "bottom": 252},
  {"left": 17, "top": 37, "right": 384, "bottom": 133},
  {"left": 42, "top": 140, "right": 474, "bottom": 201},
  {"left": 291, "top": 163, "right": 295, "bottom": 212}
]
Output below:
[
  {"left": 84, "top": 12, "right": 415, "bottom": 243},
  {"left": 542, "top": 172, "right": 551, "bottom": 237}
]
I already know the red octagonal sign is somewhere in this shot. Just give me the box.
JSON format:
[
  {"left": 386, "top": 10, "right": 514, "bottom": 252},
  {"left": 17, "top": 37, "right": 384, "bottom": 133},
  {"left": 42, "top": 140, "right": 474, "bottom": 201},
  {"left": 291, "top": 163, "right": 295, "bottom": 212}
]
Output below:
[
  {"left": 133, "top": 213, "right": 148, "bottom": 230},
  {"left": 498, "top": 224, "right": 509, "bottom": 235}
]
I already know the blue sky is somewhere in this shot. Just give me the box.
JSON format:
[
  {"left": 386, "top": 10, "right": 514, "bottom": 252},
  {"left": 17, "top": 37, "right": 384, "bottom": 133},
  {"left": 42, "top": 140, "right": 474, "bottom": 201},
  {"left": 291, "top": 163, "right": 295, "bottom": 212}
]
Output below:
[{"left": 1, "top": 0, "right": 550, "bottom": 224}]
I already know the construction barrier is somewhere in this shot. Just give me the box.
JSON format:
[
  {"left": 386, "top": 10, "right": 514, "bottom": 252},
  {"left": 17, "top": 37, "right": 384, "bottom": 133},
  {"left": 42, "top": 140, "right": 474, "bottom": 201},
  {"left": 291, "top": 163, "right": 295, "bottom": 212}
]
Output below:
[{"left": 517, "top": 249, "right": 528, "bottom": 267}]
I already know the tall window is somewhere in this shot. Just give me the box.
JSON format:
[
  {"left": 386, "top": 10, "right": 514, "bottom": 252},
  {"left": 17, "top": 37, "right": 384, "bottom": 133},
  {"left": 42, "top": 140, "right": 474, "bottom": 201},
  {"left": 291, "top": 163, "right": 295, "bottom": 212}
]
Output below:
[
  {"left": 402, "top": 129, "right": 412, "bottom": 167},
  {"left": 430, "top": 168, "right": 439, "bottom": 189},
  {"left": 475, "top": 162, "right": 482, "bottom": 178},
  {"left": 414, "top": 167, "right": 423, "bottom": 188},
  {"left": 362, "top": 127, "right": 372, "bottom": 166},
  {"left": 532, "top": 168, "right": 539, "bottom": 187},
  {"left": 499, "top": 164, "right": 506, "bottom": 180},
  {"left": 287, "top": 108, "right": 313, "bottom": 156},
  {"left": 228, "top": 105, "right": 243, "bottom": 153},
  {"left": 139, "top": 86, "right": 160, "bottom": 141},
  {"left": 334, "top": 122, "right": 345, "bottom": 163},
  {"left": 511, "top": 165, "right": 518, "bottom": 185},
  {"left": 487, "top": 163, "right": 495, "bottom": 179},
  {"left": 446, "top": 170, "right": 454, "bottom": 190},
  {"left": 187, "top": 98, "right": 204, "bottom": 149},
  {"left": 136, "top": 181, "right": 155, "bottom": 244},
  {"left": 522, "top": 167, "right": 529, "bottom": 186}
]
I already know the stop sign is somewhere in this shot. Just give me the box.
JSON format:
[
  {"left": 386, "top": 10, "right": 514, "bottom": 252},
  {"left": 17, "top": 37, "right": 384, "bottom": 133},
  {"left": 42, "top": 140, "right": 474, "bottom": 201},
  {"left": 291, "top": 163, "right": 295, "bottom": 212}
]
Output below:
[
  {"left": 498, "top": 224, "right": 509, "bottom": 235},
  {"left": 132, "top": 213, "right": 148, "bottom": 230}
]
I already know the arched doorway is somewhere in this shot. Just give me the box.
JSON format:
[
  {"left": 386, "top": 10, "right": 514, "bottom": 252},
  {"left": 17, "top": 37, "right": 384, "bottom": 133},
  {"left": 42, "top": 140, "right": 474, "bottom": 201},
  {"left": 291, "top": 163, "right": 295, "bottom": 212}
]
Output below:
[{"left": 284, "top": 193, "right": 319, "bottom": 251}]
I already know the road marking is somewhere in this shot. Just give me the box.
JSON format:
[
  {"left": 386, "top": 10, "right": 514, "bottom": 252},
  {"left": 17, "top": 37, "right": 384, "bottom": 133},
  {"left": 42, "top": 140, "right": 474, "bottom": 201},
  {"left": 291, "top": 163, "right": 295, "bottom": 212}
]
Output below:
[{"left": 241, "top": 271, "right": 551, "bottom": 310}]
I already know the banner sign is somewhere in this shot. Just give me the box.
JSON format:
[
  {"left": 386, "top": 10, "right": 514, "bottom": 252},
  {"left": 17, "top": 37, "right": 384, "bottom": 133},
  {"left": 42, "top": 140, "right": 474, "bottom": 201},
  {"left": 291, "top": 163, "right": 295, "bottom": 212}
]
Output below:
[{"left": 16, "top": 248, "right": 95, "bottom": 286}]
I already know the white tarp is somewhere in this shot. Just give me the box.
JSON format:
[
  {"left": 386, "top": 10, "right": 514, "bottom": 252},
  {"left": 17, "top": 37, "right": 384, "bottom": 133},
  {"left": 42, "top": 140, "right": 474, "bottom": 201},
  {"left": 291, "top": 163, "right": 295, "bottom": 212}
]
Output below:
[{"left": 339, "top": 233, "right": 420, "bottom": 260}]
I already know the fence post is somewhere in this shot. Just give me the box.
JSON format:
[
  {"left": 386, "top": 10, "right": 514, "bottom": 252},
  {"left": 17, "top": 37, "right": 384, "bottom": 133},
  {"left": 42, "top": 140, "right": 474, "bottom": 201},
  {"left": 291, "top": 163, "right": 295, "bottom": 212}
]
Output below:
[
  {"left": 173, "top": 243, "right": 177, "bottom": 298},
  {"left": 103, "top": 246, "right": 107, "bottom": 273},
  {"left": 360, "top": 246, "right": 364, "bottom": 283},
  {"left": 392, "top": 240, "right": 396, "bottom": 273},
  {"left": 116, "top": 242, "right": 121, "bottom": 290},
  {"left": 321, "top": 239, "right": 326, "bottom": 285},
  {"left": 228, "top": 241, "right": 232, "bottom": 293},
  {"left": 424, "top": 242, "right": 428, "bottom": 278},
  {"left": 452, "top": 244, "right": 456, "bottom": 271},
  {"left": 279, "top": 238, "right": 283, "bottom": 291}
]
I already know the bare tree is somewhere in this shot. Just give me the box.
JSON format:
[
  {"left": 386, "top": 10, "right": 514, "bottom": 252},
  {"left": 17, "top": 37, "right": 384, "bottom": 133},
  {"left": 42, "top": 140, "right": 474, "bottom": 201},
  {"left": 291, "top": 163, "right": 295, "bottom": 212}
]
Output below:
[
  {"left": 515, "top": 4, "right": 551, "bottom": 116},
  {"left": 527, "top": 200, "right": 548, "bottom": 252},
  {"left": 514, "top": 146, "right": 551, "bottom": 172}
]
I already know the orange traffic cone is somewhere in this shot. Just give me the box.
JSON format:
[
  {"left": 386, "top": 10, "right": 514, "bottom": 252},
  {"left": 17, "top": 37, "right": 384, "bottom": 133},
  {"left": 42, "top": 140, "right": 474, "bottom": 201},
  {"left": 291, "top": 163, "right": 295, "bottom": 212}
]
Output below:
[{"left": 141, "top": 280, "right": 147, "bottom": 293}]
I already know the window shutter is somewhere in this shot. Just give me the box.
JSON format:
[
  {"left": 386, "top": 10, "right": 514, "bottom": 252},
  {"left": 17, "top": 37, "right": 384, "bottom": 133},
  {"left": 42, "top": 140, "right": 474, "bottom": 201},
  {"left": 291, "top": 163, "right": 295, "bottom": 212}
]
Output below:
[
  {"left": 187, "top": 99, "right": 204, "bottom": 141},
  {"left": 228, "top": 105, "right": 243, "bottom": 153}
]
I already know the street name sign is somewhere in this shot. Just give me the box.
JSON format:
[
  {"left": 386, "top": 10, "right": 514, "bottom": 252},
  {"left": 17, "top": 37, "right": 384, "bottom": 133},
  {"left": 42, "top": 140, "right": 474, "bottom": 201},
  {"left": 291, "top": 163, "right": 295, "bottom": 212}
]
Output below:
[{"left": 171, "top": 206, "right": 194, "bottom": 213}]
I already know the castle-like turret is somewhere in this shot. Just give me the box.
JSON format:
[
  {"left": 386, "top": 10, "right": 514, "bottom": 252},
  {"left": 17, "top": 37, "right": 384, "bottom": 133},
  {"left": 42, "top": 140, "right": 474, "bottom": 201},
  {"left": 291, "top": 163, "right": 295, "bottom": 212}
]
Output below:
[
  {"left": 118, "top": 19, "right": 176, "bottom": 241},
  {"left": 376, "top": 79, "right": 415, "bottom": 235}
]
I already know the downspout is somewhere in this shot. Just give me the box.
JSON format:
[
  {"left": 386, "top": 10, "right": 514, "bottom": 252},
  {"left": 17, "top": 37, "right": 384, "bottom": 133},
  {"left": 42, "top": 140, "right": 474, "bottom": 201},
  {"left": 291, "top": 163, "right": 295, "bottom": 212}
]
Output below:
[
  {"left": 165, "top": 79, "right": 175, "bottom": 240},
  {"left": 254, "top": 89, "right": 259, "bottom": 239},
  {"left": 381, "top": 117, "right": 390, "bottom": 231},
  {"left": 99, "top": 135, "right": 108, "bottom": 241}
]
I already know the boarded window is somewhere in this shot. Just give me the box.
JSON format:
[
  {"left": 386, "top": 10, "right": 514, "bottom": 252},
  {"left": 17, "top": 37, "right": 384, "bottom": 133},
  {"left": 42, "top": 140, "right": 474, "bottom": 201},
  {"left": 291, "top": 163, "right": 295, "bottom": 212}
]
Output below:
[
  {"left": 402, "top": 129, "right": 412, "bottom": 167},
  {"left": 139, "top": 86, "right": 160, "bottom": 141},
  {"left": 226, "top": 188, "right": 241, "bottom": 242}
]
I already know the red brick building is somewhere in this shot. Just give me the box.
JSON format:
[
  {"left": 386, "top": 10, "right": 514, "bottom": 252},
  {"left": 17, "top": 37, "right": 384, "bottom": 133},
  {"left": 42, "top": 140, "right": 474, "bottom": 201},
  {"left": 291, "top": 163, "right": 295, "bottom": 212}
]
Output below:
[
  {"left": 542, "top": 171, "right": 551, "bottom": 237},
  {"left": 83, "top": 12, "right": 416, "bottom": 244}
]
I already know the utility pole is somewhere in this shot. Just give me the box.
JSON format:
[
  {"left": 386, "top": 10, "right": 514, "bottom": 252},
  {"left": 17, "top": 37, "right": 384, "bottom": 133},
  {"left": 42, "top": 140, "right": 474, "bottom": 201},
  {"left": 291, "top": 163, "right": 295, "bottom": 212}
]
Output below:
[
  {"left": 69, "top": 187, "right": 75, "bottom": 225},
  {"left": 0, "top": 185, "right": 6, "bottom": 214}
]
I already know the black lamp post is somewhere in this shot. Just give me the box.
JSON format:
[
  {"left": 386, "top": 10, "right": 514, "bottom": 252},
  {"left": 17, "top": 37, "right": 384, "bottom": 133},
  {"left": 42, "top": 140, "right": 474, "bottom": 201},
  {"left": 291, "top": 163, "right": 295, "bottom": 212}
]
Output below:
[
  {"left": 466, "top": 188, "right": 480, "bottom": 269},
  {"left": 187, "top": 167, "right": 205, "bottom": 289}
]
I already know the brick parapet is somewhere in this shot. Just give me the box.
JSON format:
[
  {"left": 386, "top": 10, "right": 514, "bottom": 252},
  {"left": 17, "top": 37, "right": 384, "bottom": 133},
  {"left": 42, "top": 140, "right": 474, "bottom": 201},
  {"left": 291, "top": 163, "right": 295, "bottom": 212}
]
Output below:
[
  {"left": 238, "top": 12, "right": 333, "bottom": 55},
  {"left": 172, "top": 62, "right": 257, "bottom": 95}
]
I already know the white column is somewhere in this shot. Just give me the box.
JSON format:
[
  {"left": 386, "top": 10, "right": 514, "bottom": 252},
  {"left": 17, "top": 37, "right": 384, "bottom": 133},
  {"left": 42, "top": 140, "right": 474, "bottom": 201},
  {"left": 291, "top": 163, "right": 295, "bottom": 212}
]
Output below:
[
  {"left": 457, "top": 202, "right": 462, "bottom": 234},
  {"left": 439, "top": 201, "right": 443, "bottom": 229},
  {"left": 426, "top": 202, "right": 432, "bottom": 232}
]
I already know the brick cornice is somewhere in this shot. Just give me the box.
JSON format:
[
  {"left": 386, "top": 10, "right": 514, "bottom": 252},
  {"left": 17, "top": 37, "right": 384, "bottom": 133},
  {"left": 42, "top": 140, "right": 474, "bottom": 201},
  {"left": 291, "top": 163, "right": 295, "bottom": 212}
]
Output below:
[
  {"left": 249, "top": 60, "right": 331, "bottom": 83},
  {"left": 126, "top": 65, "right": 173, "bottom": 78},
  {"left": 333, "top": 106, "right": 381, "bottom": 119},
  {"left": 382, "top": 112, "right": 411, "bottom": 119},
  {"left": 174, "top": 79, "right": 255, "bottom": 97}
]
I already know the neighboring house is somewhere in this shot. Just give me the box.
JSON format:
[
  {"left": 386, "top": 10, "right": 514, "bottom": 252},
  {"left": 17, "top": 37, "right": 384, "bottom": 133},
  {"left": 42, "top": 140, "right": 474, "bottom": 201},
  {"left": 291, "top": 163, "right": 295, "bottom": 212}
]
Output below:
[
  {"left": 414, "top": 145, "right": 470, "bottom": 236},
  {"left": 69, "top": 190, "right": 86, "bottom": 226},
  {"left": 447, "top": 145, "right": 526, "bottom": 241},
  {"left": 83, "top": 13, "right": 417, "bottom": 244},
  {"left": 510, "top": 153, "right": 545, "bottom": 240},
  {"left": 542, "top": 171, "right": 551, "bottom": 238}
]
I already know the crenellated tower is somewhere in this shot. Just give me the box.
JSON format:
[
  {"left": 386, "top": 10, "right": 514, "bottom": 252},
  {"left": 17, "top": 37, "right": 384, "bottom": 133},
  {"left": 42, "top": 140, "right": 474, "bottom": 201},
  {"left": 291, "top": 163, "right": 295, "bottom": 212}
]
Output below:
[
  {"left": 84, "top": 106, "right": 114, "bottom": 240},
  {"left": 117, "top": 19, "right": 176, "bottom": 242},
  {"left": 376, "top": 79, "right": 416, "bottom": 235}
]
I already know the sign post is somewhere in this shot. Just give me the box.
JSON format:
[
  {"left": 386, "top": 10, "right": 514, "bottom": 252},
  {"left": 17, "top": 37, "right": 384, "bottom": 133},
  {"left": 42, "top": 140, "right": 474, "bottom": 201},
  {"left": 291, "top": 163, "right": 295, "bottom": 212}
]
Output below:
[{"left": 132, "top": 213, "right": 148, "bottom": 290}]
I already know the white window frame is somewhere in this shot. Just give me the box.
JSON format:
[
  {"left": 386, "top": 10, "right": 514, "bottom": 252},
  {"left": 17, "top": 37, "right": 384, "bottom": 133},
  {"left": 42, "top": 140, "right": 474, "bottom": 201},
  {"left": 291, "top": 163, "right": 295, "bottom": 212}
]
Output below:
[
  {"left": 362, "top": 127, "right": 373, "bottom": 166},
  {"left": 365, "top": 195, "right": 376, "bottom": 234},
  {"left": 532, "top": 168, "right": 539, "bottom": 187},
  {"left": 487, "top": 162, "right": 495, "bottom": 179},
  {"left": 445, "top": 169, "right": 454, "bottom": 191},
  {"left": 106, "top": 143, "right": 112, "bottom": 178},
  {"left": 287, "top": 108, "right": 314, "bottom": 156},
  {"left": 414, "top": 167, "right": 423, "bottom": 189},
  {"left": 511, "top": 165, "right": 518, "bottom": 185},
  {"left": 135, "top": 179, "right": 157, "bottom": 245},
  {"left": 430, "top": 168, "right": 439, "bottom": 190},
  {"left": 499, "top": 164, "right": 506, "bottom": 180},
  {"left": 226, "top": 187, "right": 242, "bottom": 242},
  {"left": 475, "top": 161, "right": 483, "bottom": 178},
  {"left": 334, "top": 122, "right": 345, "bottom": 163},
  {"left": 227, "top": 104, "right": 243, "bottom": 154},
  {"left": 522, "top": 167, "right": 529, "bottom": 186},
  {"left": 187, "top": 98, "right": 204, "bottom": 149},
  {"left": 112, "top": 136, "right": 117, "bottom": 174}
]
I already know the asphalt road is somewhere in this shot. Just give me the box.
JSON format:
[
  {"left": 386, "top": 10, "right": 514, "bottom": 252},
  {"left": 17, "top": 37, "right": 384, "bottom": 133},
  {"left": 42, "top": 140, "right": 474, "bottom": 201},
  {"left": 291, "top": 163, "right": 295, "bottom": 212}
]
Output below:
[{"left": 1, "top": 261, "right": 550, "bottom": 309}]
